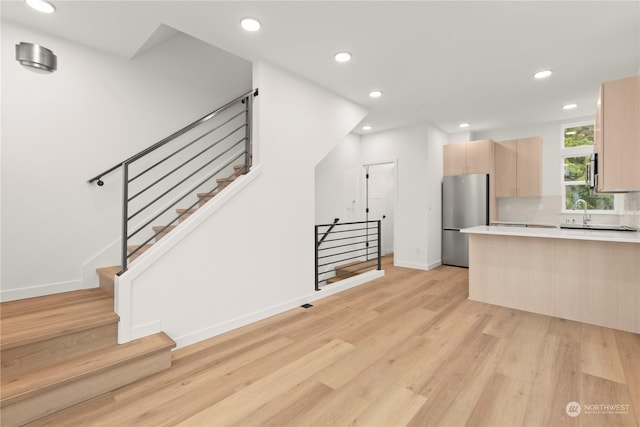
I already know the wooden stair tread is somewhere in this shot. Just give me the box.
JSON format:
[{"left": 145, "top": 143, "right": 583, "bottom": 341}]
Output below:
[
  {"left": 0, "top": 332, "right": 175, "bottom": 406},
  {"left": 196, "top": 191, "right": 218, "bottom": 198},
  {"left": 152, "top": 225, "right": 177, "bottom": 232},
  {"left": 335, "top": 259, "right": 378, "bottom": 273},
  {"left": 96, "top": 266, "right": 120, "bottom": 279},
  {"left": 0, "top": 290, "right": 118, "bottom": 351},
  {"left": 1, "top": 288, "right": 110, "bottom": 319},
  {"left": 127, "top": 243, "right": 153, "bottom": 251},
  {"left": 216, "top": 175, "right": 238, "bottom": 183},
  {"left": 176, "top": 208, "right": 197, "bottom": 214}
]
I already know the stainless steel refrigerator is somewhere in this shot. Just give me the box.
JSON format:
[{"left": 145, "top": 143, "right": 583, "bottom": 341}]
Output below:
[{"left": 442, "top": 174, "right": 489, "bottom": 267}]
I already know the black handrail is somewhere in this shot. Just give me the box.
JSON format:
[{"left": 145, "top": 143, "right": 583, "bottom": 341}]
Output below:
[
  {"left": 314, "top": 220, "right": 382, "bottom": 291},
  {"left": 88, "top": 88, "right": 258, "bottom": 186},
  {"left": 88, "top": 88, "right": 259, "bottom": 274},
  {"left": 316, "top": 218, "right": 339, "bottom": 247}
]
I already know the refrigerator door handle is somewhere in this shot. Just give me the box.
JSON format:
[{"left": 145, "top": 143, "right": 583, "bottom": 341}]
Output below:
[{"left": 443, "top": 227, "right": 461, "bottom": 231}]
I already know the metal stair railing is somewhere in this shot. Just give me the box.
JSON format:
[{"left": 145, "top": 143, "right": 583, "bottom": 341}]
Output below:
[
  {"left": 314, "top": 220, "right": 382, "bottom": 291},
  {"left": 89, "top": 89, "right": 258, "bottom": 274}
]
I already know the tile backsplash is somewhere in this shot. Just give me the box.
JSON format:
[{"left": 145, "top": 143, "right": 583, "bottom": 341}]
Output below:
[{"left": 497, "top": 193, "right": 640, "bottom": 228}]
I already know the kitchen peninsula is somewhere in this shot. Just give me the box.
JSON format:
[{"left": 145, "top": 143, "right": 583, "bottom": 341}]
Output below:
[{"left": 462, "top": 226, "right": 640, "bottom": 333}]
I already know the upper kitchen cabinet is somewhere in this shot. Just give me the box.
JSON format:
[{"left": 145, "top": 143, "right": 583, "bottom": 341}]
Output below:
[
  {"left": 443, "top": 139, "right": 494, "bottom": 176},
  {"left": 495, "top": 136, "right": 542, "bottom": 197},
  {"left": 594, "top": 75, "right": 640, "bottom": 192}
]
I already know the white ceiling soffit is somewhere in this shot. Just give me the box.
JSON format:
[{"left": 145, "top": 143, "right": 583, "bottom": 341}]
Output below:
[
  {"left": 2, "top": 1, "right": 639, "bottom": 134},
  {"left": 132, "top": 23, "right": 182, "bottom": 58}
]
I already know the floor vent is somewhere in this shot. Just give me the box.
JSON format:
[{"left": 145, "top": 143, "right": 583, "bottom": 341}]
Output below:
[{"left": 300, "top": 303, "right": 313, "bottom": 309}]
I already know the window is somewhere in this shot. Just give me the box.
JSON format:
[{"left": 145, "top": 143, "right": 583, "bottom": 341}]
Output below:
[{"left": 561, "top": 123, "right": 618, "bottom": 213}]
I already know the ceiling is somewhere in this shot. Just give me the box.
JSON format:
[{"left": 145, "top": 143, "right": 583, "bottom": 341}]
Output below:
[{"left": 2, "top": 1, "right": 639, "bottom": 135}]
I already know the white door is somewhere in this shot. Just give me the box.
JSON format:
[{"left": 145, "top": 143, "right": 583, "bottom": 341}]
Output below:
[{"left": 366, "top": 163, "right": 395, "bottom": 255}]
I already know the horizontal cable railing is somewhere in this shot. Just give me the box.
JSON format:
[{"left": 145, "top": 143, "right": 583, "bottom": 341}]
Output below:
[
  {"left": 89, "top": 89, "right": 258, "bottom": 274},
  {"left": 314, "top": 220, "right": 382, "bottom": 291}
]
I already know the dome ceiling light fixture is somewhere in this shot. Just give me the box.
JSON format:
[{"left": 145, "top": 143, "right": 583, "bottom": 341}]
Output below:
[
  {"left": 15, "top": 42, "right": 57, "bottom": 73},
  {"left": 562, "top": 103, "right": 578, "bottom": 110},
  {"left": 533, "top": 69, "right": 552, "bottom": 79},
  {"left": 240, "top": 17, "right": 261, "bottom": 32},
  {"left": 368, "top": 90, "right": 383, "bottom": 98},
  {"left": 362, "top": 125, "right": 372, "bottom": 131},
  {"left": 459, "top": 122, "right": 470, "bottom": 128},
  {"left": 25, "top": 0, "right": 55, "bottom": 14},
  {"left": 334, "top": 52, "right": 352, "bottom": 63}
]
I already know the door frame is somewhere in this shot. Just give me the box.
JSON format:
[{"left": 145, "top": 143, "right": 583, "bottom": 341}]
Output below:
[{"left": 362, "top": 159, "right": 398, "bottom": 258}]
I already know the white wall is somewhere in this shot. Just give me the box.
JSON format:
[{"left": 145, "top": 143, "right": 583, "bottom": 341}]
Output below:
[
  {"left": 359, "top": 123, "right": 445, "bottom": 270},
  {"left": 448, "top": 131, "right": 474, "bottom": 144},
  {"left": 426, "top": 126, "right": 446, "bottom": 267},
  {"left": 1, "top": 21, "right": 252, "bottom": 300},
  {"left": 116, "top": 61, "right": 369, "bottom": 347},
  {"left": 315, "top": 133, "right": 363, "bottom": 225}
]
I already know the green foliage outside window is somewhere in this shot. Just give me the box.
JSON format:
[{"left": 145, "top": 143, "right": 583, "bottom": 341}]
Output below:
[
  {"left": 562, "top": 123, "right": 614, "bottom": 211},
  {"left": 564, "top": 125, "right": 594, "bottom": 148},
  {"left": 565, "top": 185, "right": 614, "bottom": 210},
  {"left": 563, "top": 156, "right": 588, "bottom": 181}
]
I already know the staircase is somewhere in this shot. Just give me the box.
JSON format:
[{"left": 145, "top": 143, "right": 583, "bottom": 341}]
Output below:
[
  {"left": 0, "top": 90, "right": 258, "bottom": 426},
  {"left": 0, "top": 157, "right": 249, "bottom": 426},
  {"left": 0, "top": 289, "right": 175, "bottom": 426},
  {"left": 112, "top": 158, "right": 251, "bottom": 269}
]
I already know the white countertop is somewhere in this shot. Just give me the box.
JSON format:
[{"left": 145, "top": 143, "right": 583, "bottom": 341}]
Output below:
[{"left": 462, "top": 225, "right": 640, "bottom": 244}]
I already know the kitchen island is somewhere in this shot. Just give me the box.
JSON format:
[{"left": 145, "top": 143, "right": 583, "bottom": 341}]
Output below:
[{"left": 462, "top": 225, "right": 640, "bottom": 333}]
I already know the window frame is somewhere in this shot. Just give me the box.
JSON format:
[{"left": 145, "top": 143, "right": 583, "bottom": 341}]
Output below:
[{"left": 560, "top": 121, "right": 621, "bottom": 214}]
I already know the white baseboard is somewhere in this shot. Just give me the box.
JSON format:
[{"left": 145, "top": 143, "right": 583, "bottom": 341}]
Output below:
[
  {"left": 394, "top": 260, "right": 430, "bottom": 271},
  {"left": 170, "top": 269, "right": 384, "bottom": 349},
  {"left": 394, "top": 259, "right": 442, "bottom": 271},
  {"left": 1, "top": 279, "right": 94, "bottom": 302},
  {"left": 427, "top": 260, "right": 442, "bottom": 270}
]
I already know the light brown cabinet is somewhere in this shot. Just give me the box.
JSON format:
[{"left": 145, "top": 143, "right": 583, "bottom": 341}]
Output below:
[
  {"left": 495, "top": 136, "right": 541, "bottom": 197},
  {"left": 443, "top": 139, "right": 496, "bottom": 221},
  {"left": 594, "top": 75, "right": 640, "bottom": 192},
  {"left": 443, "top": 139, "right": 494, "bottom": 176}
]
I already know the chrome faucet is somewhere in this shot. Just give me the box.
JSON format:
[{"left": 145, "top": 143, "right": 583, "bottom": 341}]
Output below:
[{"left": 573, "top": 199, "right": 591, "bottom": 225}]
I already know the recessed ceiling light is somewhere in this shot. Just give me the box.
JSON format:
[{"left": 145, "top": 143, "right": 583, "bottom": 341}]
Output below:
[
  {"left": 563, "top": 103, "right": 578, "bottom": 110},
  {"left": 25, "top": 0, "right": 55, "bottom": 13},
  {"left": 459, "top": 123, "right": 470, "bottom": 128},
  {"left": 369, "top": 90, "right": 383, "bottom": 98},
  {"left": 362, "top": 125, "right": 372, "bottom": 131},
  {"left": 534, "top": 69, "right": 552, "bottom": 79},
  {"left": 240, "top": 17, "right": 261, "bottom": 32},
  {"left": 334, "top": 52, "right": 351, "bottom": 63}
]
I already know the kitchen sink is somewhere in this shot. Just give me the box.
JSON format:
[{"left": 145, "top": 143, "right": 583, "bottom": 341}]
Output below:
[{"left": 559, "top": 224, "right": 638, "bottom": 232}]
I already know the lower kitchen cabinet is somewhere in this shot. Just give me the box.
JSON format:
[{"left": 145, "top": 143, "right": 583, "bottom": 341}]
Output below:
[{"left": 467, "top": 232, "right": 640, "bottom": 334}]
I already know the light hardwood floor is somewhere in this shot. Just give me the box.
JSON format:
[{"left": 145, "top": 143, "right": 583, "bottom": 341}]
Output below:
[{"left": 29, "top": 256, "right": 640, "bottom": 426}]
